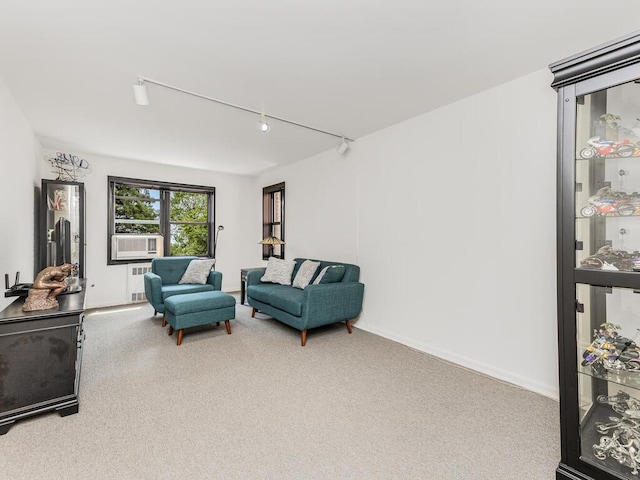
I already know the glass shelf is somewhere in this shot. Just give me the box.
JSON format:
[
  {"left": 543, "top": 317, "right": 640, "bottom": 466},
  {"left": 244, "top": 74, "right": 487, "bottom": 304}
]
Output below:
[
  {"left": 576, "top": 152, "right": 640, "bottom": 162},
  {"left": 579, "top": 366, "right": 640, "bottom": 392},
  {"left": 575, "top": 214, "right": 640, "bottom": 271}
]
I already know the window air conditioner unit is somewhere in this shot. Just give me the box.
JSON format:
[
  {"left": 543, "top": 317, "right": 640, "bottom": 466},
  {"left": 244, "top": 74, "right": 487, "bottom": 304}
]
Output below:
[{"left": 112, "top": 234, "right": 164, "bottom": 260}]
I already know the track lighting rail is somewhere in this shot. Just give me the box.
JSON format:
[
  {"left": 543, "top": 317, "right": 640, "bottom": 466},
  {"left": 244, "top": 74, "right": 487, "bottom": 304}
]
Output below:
[{"left": 135, "top": 76, "right": 354, "bottom": 143}]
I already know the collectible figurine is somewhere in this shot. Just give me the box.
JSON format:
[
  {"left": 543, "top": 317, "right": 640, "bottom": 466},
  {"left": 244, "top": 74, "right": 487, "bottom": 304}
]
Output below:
[
  {"left": 593, "top": 425, "right": 640, "bottom": 475},
  {"left": 594, "top": 391, "right": 640, "bottom": 475},
  {"left": 22, "top": 264, "right": 72, "bottom": 312},
  {"left": 581, "top": 245, "right": 640, "bottom": 272},
  {"left": 580, "top": 186, "right": 640, "bottom": 218},
  {"left": 581, "top": 323, "right": 640, "bottom": 374},
  {"left": 580, "top": 136, "right": 635, "bottom": 159}
]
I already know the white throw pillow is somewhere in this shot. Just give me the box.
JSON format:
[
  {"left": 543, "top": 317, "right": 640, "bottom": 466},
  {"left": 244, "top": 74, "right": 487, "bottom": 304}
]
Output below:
[
  {"left": 292, "top": 260, "right": 321, "bottom": 289},
  {"left": 261, "top": 257, "right": 296, "bottom": 285},
  {"left": 178, "top": 259, "right": 216, "bottom": 284}
]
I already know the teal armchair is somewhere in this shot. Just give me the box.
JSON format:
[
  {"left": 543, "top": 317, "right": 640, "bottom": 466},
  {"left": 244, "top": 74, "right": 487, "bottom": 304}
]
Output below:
[{"left": 143, "top": 256, "right": 222, "bottom": 320}]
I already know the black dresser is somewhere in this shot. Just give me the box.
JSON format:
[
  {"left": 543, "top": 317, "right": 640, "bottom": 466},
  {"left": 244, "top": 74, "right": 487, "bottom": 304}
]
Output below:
[{"left": 0, "top": 280, "right": 86, "bottom": 434}]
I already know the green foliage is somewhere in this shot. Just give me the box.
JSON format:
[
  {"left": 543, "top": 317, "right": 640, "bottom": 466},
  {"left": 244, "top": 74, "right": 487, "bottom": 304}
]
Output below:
[
  {"left": 169, "top": 192, "right": 209, "bottom": 256},
  {"left": 170, "top": 192, "right": 207, "bottom": 222},
  {"left": 170, "top": 225, "right": 208, "bottom": 256}
]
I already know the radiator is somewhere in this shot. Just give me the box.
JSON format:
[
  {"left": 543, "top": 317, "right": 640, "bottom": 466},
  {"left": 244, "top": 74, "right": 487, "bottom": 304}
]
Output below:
[{"left": 127, "top": 263, "right": 152, "bottom": 303}]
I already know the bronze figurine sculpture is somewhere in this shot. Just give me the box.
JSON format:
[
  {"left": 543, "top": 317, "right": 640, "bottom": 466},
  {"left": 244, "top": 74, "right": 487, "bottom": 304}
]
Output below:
[{"left": 22, "top": 264, "right": 72, "bottom": 312}]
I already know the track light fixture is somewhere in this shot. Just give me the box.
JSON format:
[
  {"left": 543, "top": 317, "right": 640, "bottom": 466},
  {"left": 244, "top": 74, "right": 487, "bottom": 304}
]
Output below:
[
  {"left": 259, "top": 113, "right": 271, "bottom": 134},
  {"left": 132, "top": 79, "right": 149, "bottom": 106},
  {"left": 337, "top": 137, "right": 350, "bottom": 154},
  {"left": 132, "top": 76, "right": 354, "bottom": 148}
]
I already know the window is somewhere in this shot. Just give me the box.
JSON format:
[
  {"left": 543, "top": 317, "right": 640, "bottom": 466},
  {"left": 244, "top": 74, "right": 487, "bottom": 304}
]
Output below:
[
  {"left": 262, "top": 182, "right": 285, "bottom": 260},
  {"left": 114, "top": 184, "right": 161, "bottom": 234},
  {"left": 108, "top": 176, "right": 215, "bottom": 264},
  {"left": 169, "top": 191, "right": 209, "bottom": 256}
]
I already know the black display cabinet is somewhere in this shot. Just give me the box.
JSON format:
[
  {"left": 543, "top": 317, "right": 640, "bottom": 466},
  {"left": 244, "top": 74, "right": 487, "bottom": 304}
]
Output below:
[
  {"left": 38, "top": 179, "right": 85, "bottom": 278},
  {"left": 552, "top": 32, "right": 640, "bottom": 480}
]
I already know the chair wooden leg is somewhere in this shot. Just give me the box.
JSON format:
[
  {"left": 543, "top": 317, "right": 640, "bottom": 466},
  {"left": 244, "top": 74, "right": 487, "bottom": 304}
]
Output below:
[
  {"left": 177, "top": 330, "right": 183, "bottom": 346},
  {"left": 225, "top": 320, "right": 231, "bottom": 334},
  {"left": 346, "top": 319, "right": 353, "bottom": 334},
  {"left": 251, "top": 308, "right": 257, "bottom": 318},
  {"left": 301, "top": 330, "right": 307, "bottom": 347},
  {"left": 161, "top": 314, "right": 166, "bottom": 327},
  {"left": 168, "top": 326, "right": 174, "bottom": 335}
]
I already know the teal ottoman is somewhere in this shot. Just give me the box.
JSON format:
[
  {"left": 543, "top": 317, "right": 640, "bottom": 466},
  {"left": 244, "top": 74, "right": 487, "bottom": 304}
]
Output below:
[{"left": 163, "top": 291, "right": 236, "bottom": 346}]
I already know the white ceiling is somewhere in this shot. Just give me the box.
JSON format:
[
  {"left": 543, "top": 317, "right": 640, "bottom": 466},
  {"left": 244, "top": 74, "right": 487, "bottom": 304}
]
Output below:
[{"left": 1, "top": 0, "right": 640, "bottom": 175}]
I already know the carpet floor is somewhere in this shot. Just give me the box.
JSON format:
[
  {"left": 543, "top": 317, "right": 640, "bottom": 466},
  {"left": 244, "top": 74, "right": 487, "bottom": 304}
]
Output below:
[{"left": 0, "top": 299, "right": 560, "bottom": 479}]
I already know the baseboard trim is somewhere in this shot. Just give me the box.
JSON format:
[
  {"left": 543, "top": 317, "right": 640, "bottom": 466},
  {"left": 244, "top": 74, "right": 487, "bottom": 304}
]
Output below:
[{"left": 355, "top": 323, "right": 559, "bottom": 401}]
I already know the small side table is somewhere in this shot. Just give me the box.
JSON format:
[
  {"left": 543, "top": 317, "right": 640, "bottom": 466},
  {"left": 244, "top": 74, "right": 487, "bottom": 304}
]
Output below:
[{"left": 240, "top": 268, "right": 264, "bottom": 305}]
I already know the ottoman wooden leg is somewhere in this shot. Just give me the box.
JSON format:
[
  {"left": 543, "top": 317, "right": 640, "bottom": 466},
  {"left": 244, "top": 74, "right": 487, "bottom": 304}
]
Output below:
[
  {"left": 216, "top": 322, "right": 220, "bottom": 326},
  {"left": 177, "top": 329, "right": 184, "bottom": 346},
  {"left": 162, "top": 313, "right": 167, "bottom": 327},
  {"left": 168, "top": 326, "right": 174, "bottom": 335},
  {"left": 251, "top": 308, "right": 257, "bottom": 318},
  {"left": 301, "top": 330, "right": 307, "bottom": 347},
  {"left": 346, "top": 319, "right": 353, "bottom": 334},
  {"left": 224, "top": 320, "right": 231, "bottom": 334}
]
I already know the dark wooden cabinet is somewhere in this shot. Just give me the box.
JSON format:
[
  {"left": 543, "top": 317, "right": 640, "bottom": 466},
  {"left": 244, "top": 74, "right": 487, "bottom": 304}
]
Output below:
[
  {"left": 552, "top": 33, "right": 640, "bottom": 480},
  {"left": 0, "top": 280, "right": 86, "bottom": 434}
]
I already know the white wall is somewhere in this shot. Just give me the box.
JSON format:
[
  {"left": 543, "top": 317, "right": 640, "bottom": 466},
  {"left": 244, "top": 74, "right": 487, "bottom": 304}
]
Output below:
[
  {"left": 41, "top": 151, "right": 256, "bottom": 308},
  {"left": 356, "top": 68, "right": 558, "bottom": 398},
  {"left": 0, "top": 76, "right": 40, "bottom": 310},
  {"left": 259, "top": 68, "right": 559, "bottom": 399}
]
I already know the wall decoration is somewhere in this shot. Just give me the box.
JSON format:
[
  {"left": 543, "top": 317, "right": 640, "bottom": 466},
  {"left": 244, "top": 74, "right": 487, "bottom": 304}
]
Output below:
[{"left": 44, "top": 152, "right": 91, "bottom": 181}]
